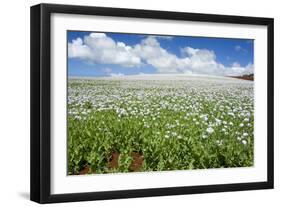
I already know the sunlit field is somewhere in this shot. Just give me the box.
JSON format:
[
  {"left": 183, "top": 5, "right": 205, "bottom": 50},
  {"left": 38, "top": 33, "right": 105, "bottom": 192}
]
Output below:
[{"left": 67, "top": 74, "right": 254, "bottom": 175}]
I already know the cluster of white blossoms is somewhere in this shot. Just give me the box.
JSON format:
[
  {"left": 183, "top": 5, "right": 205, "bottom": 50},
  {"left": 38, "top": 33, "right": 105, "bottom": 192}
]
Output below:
[{"left": 68, "top": 75, "right": 253, "bottom": 146}]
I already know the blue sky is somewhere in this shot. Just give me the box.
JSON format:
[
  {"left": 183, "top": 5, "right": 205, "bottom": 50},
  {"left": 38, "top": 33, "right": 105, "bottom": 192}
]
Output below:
[{"left": 67, "top": 31, "right": 254, "bottom": 77}]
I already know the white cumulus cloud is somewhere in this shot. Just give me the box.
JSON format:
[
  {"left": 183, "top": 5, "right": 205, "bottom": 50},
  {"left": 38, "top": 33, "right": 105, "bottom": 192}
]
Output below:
[
  {"left": 109, "top": 72, "right": 125, "bottom": 77},
  {"left": 68, "top": 33, "right": 141, "bottom": 67},
  {"left": 234, "top": 45, "right": 247, "bottom": 53},
  {"left": 235, "top": 45, "right": 242, "bottom": 51},
  {"left": 68, "top": 33, "right": 253, "bottom": 76}
]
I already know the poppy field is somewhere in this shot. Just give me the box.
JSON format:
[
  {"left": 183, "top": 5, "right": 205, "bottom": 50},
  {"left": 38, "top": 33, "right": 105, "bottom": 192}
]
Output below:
[{"left": 67, "top": 75, "right": 254, "bottom": 175}]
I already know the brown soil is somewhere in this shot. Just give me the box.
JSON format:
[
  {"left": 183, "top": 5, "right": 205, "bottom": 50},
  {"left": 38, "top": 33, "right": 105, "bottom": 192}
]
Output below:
[
  {"left": 79, "top": 165, "right": 90, "bottom": 175},
  {"left": 108, "top": 151, "right": 120, "bottom": 169},
  {"left": 229, "top": 74, "right": 254, "bottom": 81},
  {"left": 129, "top": 152, "right": 144, "bottom": 172},
  {"left": 78, "top": 151, "right": 144, "bottom": 174},
  {"left": 108, "top": 151, "right": 144, "bottom": 172}
]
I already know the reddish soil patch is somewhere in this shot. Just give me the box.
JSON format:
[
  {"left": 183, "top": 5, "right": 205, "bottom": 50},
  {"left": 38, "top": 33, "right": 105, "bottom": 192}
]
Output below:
[
  {"left": 231, "top": 76, "right": 254, "bottom": 81},
  {"left": 79, "top": 165, "right": 90, "bottom": 175},
  {"left": 108, "top": 151, "right": 120, "bottom": 169},
  {"left": 129, "top": 152, "right": 144, "bottom": 172},
  {"left": 108, "top": 151, "right": 144, "bottom": 172},
  {"left": 229, "top": 74, "right": 254, "bottom": 81},
  {"left": 78, "top": 152, "right": 144, "bottom": 174}
]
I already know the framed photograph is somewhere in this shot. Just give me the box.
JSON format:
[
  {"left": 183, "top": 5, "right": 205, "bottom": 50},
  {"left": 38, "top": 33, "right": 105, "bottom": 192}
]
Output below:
[{"left": 30, "top": 3, "right": 274, "bottom": 203}]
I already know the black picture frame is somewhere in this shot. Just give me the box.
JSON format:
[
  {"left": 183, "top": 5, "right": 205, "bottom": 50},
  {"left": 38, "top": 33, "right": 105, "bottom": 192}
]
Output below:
[{"left": 30, "top": 3, "right": 274, "bottom": 204}]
